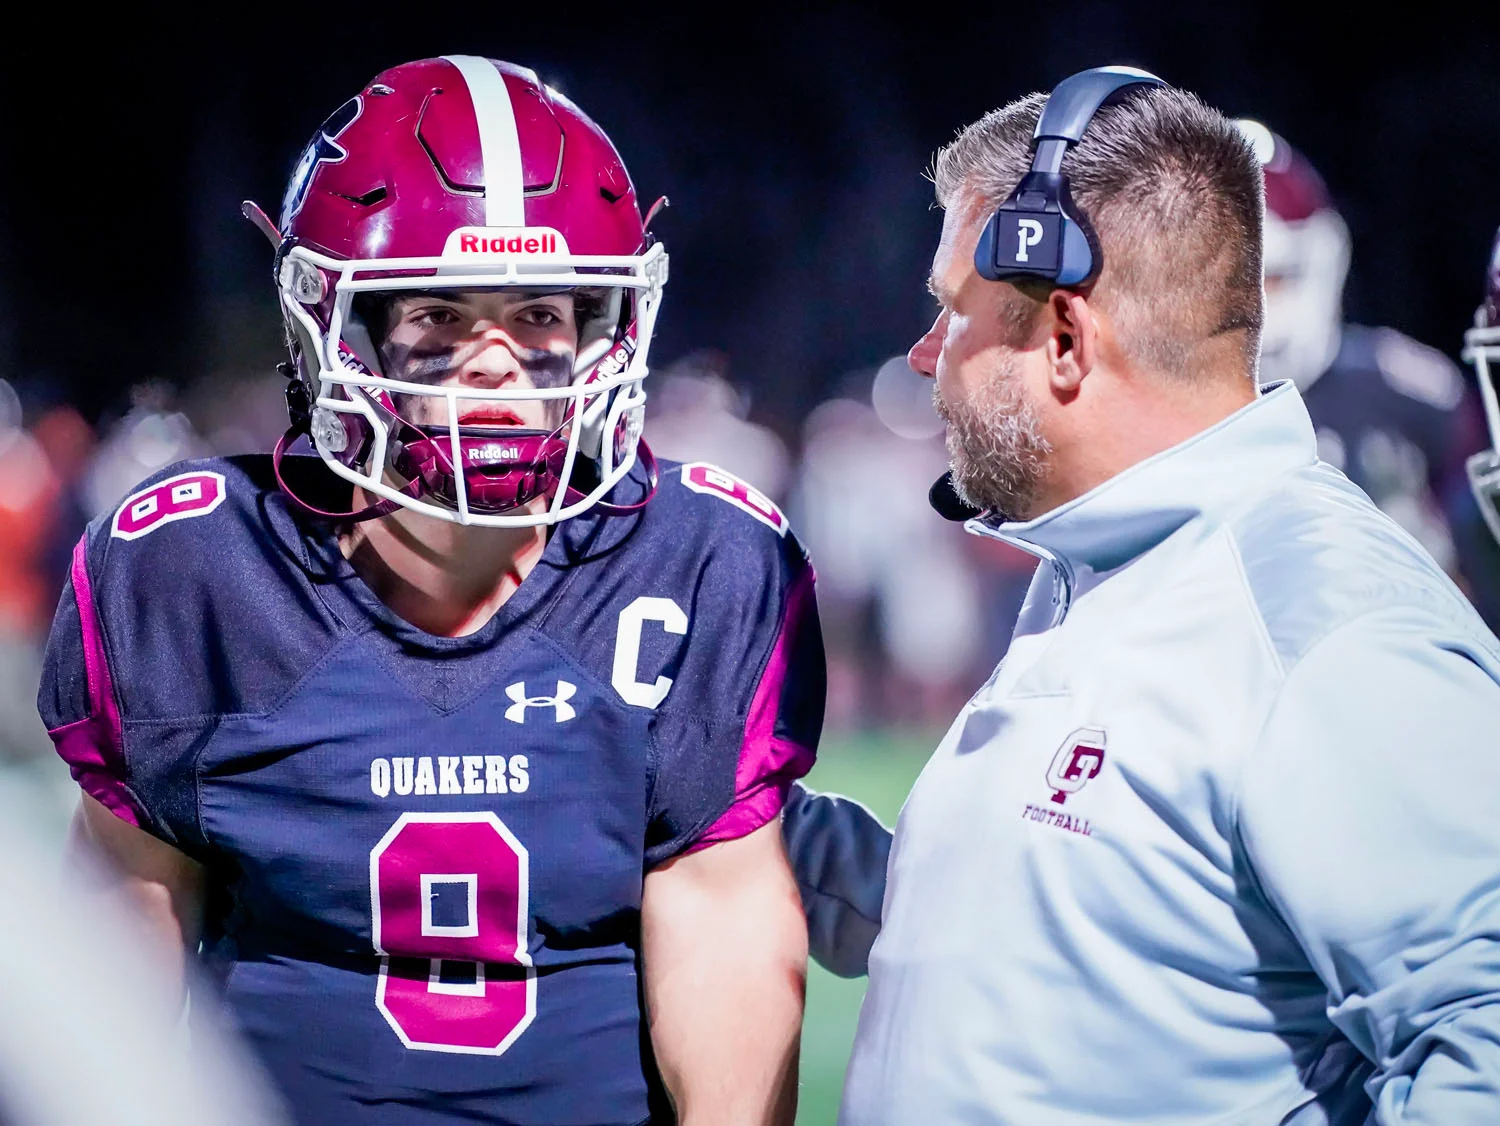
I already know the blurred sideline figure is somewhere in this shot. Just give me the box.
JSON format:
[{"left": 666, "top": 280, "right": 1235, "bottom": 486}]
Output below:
[
  {"left": 642, "top": 349, "right": 792, "bottom": 500},
  {"left": 1239, "top": 119, "right": 1500, "bottom": 625},
  {"left": 79, "top": 382, "right": 203, "bottom": 522},
  {"left": 0, "top": 774, "right": 286, "bottom": 1125},
  {"left": 0, "top": 380, "right": 91, "bottom": 782},
  {"left": 788, "top": 357, "right": 1027, "bottom": 729},
  {"left": 1462, "top": 225, "right": 1500, "bottom": 541}
]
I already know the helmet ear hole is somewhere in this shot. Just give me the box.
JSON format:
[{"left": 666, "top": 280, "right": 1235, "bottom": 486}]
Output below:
[{"left": 287, "top": 319, "right": 321, "bottom": 384}]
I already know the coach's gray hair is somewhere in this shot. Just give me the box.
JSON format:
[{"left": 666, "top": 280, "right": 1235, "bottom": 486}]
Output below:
[{"left": 933, "top": 88, "right": 1264, "bottom": 382}]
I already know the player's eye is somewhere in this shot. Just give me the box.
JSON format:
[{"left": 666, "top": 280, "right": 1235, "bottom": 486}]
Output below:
[
  {"left": 517, "top": 304, "right": 565, "bottom": 328},
  {"left": 409, "top": 306, "right": 463, "bottom": 328}
]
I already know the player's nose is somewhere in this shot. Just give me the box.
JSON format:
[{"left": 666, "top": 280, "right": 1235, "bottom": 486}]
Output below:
[{"left": 460, "top": 326, "right": 528, "bottom": 389}]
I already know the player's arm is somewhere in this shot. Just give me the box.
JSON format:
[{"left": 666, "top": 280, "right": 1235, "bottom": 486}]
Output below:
[
  {"left": 69, "top": 793, "right": 205, "bottom": 996},
  {"left": 642, "top": 819, "right": 805, "bottom": 1126},
  {"left": 781, "top": 781, "right": 892, "bottom": 978},
  {"left": 1237, "top": 613, "right": 1500, "bottom": 1121},
  {"left": 638, "top": 497, "right": 825, "bottom": 1123},
  {"left": 39, "top": 534, "right": 205, "bottom": 995}
]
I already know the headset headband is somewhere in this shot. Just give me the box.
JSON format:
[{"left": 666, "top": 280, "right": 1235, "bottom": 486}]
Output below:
[{"left": 974, "top": 65, "right": 1166, "bottom": 288}]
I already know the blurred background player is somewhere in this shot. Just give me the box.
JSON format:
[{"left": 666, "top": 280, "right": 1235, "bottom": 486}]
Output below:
[
  {"left": 0, "top": 379, "right": 92, "bottom": 795},
  {"left": 784, "top": 357, "right": 1025, "bottom": 730},
  {"left": 644, "top": 349, "right": 793, "bottom": 500},
  {"left": 1238, "top": 119, "right": 1500, "bottom": 626},
  {"left": 41, "top": 56, "right": 821, "bottom": 1125},
  {"left": 1462, "top": 225, "right": 1500, "bottom": 544}
]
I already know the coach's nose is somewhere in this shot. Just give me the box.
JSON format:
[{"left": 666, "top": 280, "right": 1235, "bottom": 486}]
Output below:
[{"left": 908, "top": 311, "right": 945, "bottom": 380}]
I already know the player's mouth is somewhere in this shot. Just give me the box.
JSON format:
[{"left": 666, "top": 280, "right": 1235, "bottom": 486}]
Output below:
[{"left": 457, "top": 407, "right": 527, "bottom": 427}]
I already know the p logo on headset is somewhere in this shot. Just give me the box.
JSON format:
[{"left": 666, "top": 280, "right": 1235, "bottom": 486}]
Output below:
[{"left": 974, "top": 65, "right": 1166, "bottom": 288}]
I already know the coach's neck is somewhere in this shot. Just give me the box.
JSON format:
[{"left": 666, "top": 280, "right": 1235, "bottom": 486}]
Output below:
[{"left": 1025, "top": 291, "right": 1258, "bottom": 520}]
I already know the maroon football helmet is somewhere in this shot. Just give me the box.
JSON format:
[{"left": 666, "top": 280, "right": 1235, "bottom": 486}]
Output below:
[
  {"left": 1463, "top": 226, "right": 1500, "bottom": 543},
  {"left": 259, "top": 56, "right": 667, "bottom": 526},
  {"left": 1235, "top": 119, "right": 1350, "bottom": 391}
]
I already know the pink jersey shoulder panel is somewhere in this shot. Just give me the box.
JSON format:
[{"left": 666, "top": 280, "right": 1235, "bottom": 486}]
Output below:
[
  {"left": 686, "top": 565, "right": 818, "bottom": 852},
  {"left": 48, "top": 537, "right": 143, "bottom": 827}
]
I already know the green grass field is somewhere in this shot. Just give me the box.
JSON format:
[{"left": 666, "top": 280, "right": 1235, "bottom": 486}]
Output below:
[{"left": 794, "top": 729, "right": 937, "bottom": 1125}]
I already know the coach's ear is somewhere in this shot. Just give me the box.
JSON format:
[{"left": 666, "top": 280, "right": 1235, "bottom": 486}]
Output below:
[{"left": 1046, "top": 290, "right": 1098, "bottom": 394}]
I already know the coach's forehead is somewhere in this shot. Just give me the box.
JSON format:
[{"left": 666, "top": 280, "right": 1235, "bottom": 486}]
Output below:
[{"left": 930, "top": 187, "right": 989, "bottom": 303}]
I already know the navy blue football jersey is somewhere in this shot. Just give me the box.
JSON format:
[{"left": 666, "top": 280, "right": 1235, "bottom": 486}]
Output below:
[
  {"left": 1301, "top": 324, "right": 1500, "bottom": 628},
  {"left": 38, "top": 453, "right": 823, "bottom": 1125}
]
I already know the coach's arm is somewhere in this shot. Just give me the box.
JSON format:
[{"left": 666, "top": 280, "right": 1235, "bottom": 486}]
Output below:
[
  {"left": 1238, "top": 610, "right": 1500, "bottom": 1123},
  {"left": 643, "top": 819, "right": 806, "bottom": 1126},
  {"left": 781, "top": 783, "right": 893, "bottom": 978}
]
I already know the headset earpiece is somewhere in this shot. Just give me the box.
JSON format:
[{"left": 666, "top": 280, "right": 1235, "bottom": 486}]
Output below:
[{"left": 975, "top": 66, "right": 1166, "bottom": 288}]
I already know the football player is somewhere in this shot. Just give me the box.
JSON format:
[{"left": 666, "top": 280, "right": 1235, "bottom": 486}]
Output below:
[
  {"left": 1237, "top": 119, "right": 1499, "bottom": 624},
  {"left": 1463, "top": 225, "right": 1500, "bottom": 544},
  {"left": 39, "top": 57, "right": 822, "bottom": 1125}
]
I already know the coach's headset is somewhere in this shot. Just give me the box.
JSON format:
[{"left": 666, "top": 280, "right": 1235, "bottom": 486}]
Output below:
[
  {"left": 973, "top": 65, "right": 1166, "bottom": 286},
  {"left": 931, "top": 64, "right": 1167, "bottom": 522}
]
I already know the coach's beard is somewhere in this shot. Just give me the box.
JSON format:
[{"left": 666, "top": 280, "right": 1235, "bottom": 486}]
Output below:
[{"left": 935, "top": 359, "right": 1051, "bottom": 522}]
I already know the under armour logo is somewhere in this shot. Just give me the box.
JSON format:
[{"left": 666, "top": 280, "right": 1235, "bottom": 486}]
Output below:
[{"left": 504, "top": 680, "right": 577, "bottom": 724}]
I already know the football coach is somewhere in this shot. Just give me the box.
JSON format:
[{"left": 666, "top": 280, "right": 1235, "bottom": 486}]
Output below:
[{"left": 784, "top": 68, "right": 1500, "bottom": 1124}]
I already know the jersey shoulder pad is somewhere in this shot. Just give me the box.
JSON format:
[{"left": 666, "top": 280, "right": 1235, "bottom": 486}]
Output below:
[
  {"left": 1371, "top": 326, "right": 1466, "bottom": 412},
  {"left": 73, "top": 454, "right": 335, "bottom": 719},
  {"left": 87, "top": 455, "right": 287, "bottom": 611},
  {"left": 39, "top": 454, "right": 267, "bottom": 838},
  {"left": 103, "top": 455, "right": 293, "bottom": 544},
  {"left": 647, "top": 458, "right": 804, "bottom": 554},
  {"left": 625, "top": 462, "right": 821, "bottom": 862}
]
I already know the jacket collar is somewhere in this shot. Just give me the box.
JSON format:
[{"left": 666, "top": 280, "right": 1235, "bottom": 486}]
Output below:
[{"left": 966, "top": 381, "right": 1316, "bottom": 577}]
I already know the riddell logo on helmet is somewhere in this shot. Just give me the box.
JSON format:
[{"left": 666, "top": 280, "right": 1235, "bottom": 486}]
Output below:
[
  {"left": 443, "top": 227, "right": 571, "bottom": 258},
  {"left": 466, "top": 443, "right": 525, "bottom": 465}
]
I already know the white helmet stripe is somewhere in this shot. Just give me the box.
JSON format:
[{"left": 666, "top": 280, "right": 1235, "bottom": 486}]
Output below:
[{"left": 441, "top": 55, "right": 525, "bottom": 226}]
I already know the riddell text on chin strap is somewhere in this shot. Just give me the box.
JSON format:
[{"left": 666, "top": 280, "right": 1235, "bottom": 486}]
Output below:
[{"left": 973, "top": 65, "right": 1166, "bottom": 289}]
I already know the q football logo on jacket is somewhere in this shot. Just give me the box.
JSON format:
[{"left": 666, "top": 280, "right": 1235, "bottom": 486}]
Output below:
[
  {"left": 1021, "top": 727, "right": 1106, "bottom": 839},
  {"left": 1046, "top": 728, "right": 1107, "bottom": 804}
]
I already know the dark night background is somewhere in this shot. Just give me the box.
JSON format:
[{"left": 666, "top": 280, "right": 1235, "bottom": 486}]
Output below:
[{"left": 1, "top": 2, "right": 1497, "bottom": 435}]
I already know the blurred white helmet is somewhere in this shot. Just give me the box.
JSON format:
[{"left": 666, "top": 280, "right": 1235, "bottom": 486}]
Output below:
[{"left": 1236, "top": 119, "right": 1351, "bottom": 391}]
